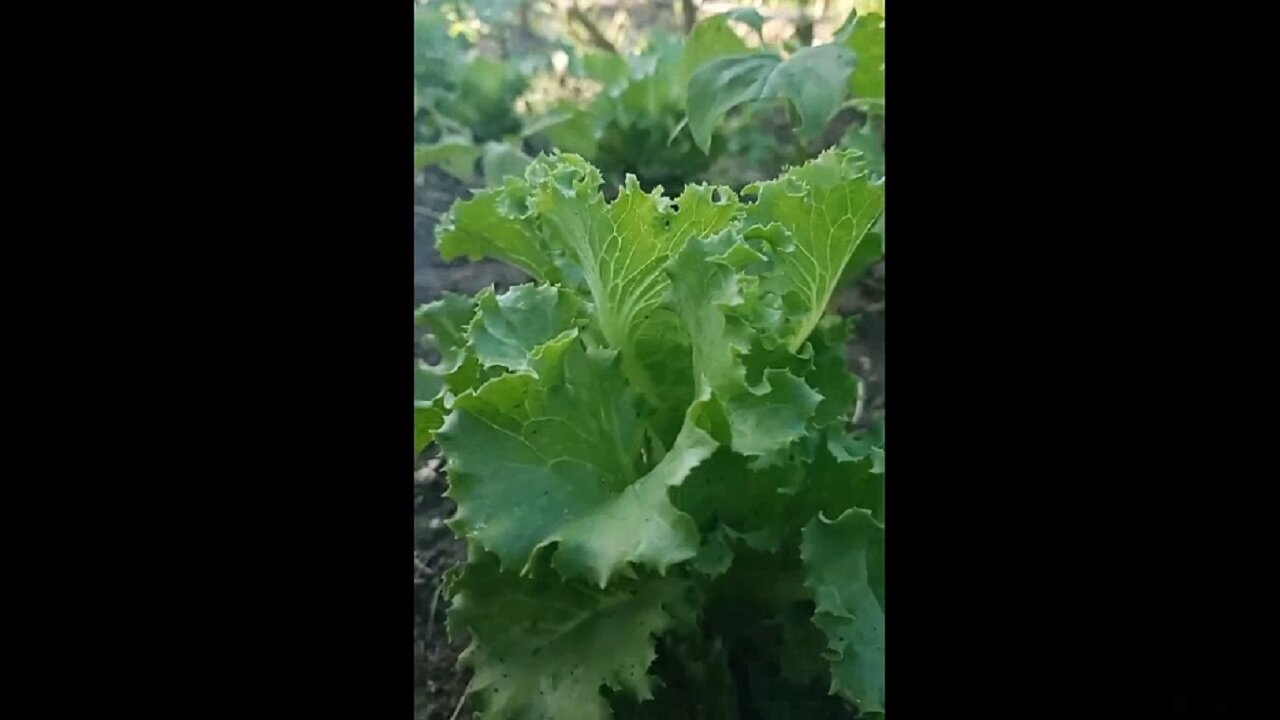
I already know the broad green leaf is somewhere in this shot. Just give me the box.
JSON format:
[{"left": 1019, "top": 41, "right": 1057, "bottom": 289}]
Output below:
[
  {"left": 469, "top": 284, "right": 583, "bottom": 373},
  {"left": 839, "top": 12, "right": 885, "bottom": 99},
  {"left": 617, "top": 34, "right": 687, "bottom": 120},
  {"left": 686, "top": 53, "right": 778, "bottom": 154},
  {"left": 448, "top": 555, "right": 689, "bottom": 720},
  {"left": 801, "top": 508, "right": 885, "bottom": 713},
  {"left": 680, "top": 14, "right": 751, "bottom": 86},
  {"left": 414, "top": 136, "right": 482, "bottom": 181},
  {"left": 582, "top": 51, "right": 630, "bottom": 92},
  {"left": 761, "top": 45, "right": 856, "bottom": 140},
  {"left": 686, "top": 46, "right": 855, "bottom": 152},
  {"left": 526, "top": 107, "right": 600, "bottom": 158},
  {"left": 439, "top": 337, "right": 718, "bottom": 587},
  {"left": 481, "top": 141, "right": 532, "bottom": 185},
  {"left": 744, "top": 149, "right": 885, "bottom": 352}
]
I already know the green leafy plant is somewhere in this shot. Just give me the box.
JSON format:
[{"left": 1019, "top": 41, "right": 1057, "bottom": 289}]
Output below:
[
  {"left": 414, "top": 6, "right": 530, "bottom": 182},
  {"left": 415, "top": 148, "right": 886, "bottom": 718},
  {"left": 414, "top": 138, "right": 533, "bottom": 187},
  {"left": 681, "top": 8, "right": 887, "bottom": 293},
  {"left": 686, "top": 9, "right": 884, "bottom": 165},
  {"left": 525, "top": 12, "right": 767, "bottom": 190}
]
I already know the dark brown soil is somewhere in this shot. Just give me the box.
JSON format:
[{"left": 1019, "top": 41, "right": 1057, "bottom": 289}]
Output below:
[
  {"left": 413, "top": 453, "right": 470, "bottom": 720},
  {"left": 414, "top": 168, "right": 511, "bottom": 720}
]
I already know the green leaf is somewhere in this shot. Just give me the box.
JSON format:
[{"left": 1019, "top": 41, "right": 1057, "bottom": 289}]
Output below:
[
  {"left": 686, "top": 53, "right": 778, "bottom": 154},
  {"left": 666, "top": 228, "right": 821, "bottom": 464},
  {"left": 524, "top": 156, "right": 739, "bottom": 406},
  {"left": 438, "top": 337, "right": 719, "bottom": 587},
  {"left": 680, "top": 14, "right": 751, "bottom": 86},
  {"left": 801, "top": 508, "right": 885, "bottom": 713},
  {"left": 441, "top": 55, "right": 527, "bottom": 142},
  {"left": 839, "top": 12, "right": 885, "bottom": 99},
  {"left": 840, "top": 121, "right": 884, "bottom": 179},
  {"left": 727, "top": 369, "right": 822, "bottom": 462},
  {"left": 482, "top": 141, "right": 533, "bottom": 185},
  {"left": 686, "top": 46, "right": 855, "bottom": 153},
  {"left": 414, "top": 136, "right": 482, "bottom": 182},
  {"left": 414, "top": 401, "right": 444, "bottom": 456},
  {"left": 838, "top": 227, "right": 884, "bottom": 290},
  {"left": 469, "top": 284, "right": 584, "bottom": 373},
  {"left": 415, "top": 360, "right": 446, "bottom": 403},
  {"left": 436, "top": 179, "right": 556, "bottom": 283},
  {"left": 691, "top": 525, "right": 735, "bottom": 577},
  {"left": 413, "top": 293, "right": 480, "bottom": 454},
  {"left": 416, "top": 292, "right": 476, "bottom": 370},
  {"left": 760, "top": 45, "right": 857, "bottom": 140},
  {"left": 527, "top": 107, "right": 600, "bottom": 159},
  {"left": 805, "top": 432, "right": 884, "bottom": 525},
  {"left": 675, "top": 449, "right": 803, "bottom": 552},
  {"left": 804, "top": 316, "right": 859, "bottom": 429},
  {"left": 582, "top": 51, "right": 630, "bottom": 92},
  {"left": 743, "top": 149, "right": 885, "bottom": 352},
  {"left": 448, "top": 555, "right": 690, "bottom": 720}
]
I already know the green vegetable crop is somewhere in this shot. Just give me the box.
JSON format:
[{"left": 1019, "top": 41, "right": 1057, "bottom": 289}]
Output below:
[
  {"left": 415, "top": 148, "right": 886, "bottom": 719},
  {"left": 687, "top": 10, "right": 885, "bottom": 160}
]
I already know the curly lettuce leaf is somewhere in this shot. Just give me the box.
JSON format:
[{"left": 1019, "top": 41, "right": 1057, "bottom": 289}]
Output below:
[
  {"left": 801, "top": 508, "right": 885, "bottom": 713},
  {"left": 469, "top": 284, "right": 584, "bottom": 373},
  {"left": 414, "top": 293, "right": 480, "bottom": 454},
  {"left": 744, "top": 149, "right": 885, "bottom": 352},
  {"left": 665, "top": 226, "right": 821, "bottom": 465},
  {"left": 439, "top": 332, "right": 718, "bottom": 587},
  {"left": 448, "top": 555, "right": 691, "bottom": 720},
  {"left": 436, "top": 181, "right": 558, "bottom": 283},
  {"left": 445, "top": 155, "right": 741, "bottom": 412}
]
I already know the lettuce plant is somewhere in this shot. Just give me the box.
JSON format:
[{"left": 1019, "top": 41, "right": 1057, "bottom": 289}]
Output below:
[{"left": 415, "top": 148, "right": 886, "bottom": 719}]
